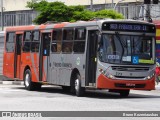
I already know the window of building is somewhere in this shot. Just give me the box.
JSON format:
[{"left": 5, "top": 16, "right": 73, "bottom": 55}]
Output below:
[
  {"left": 51, "top": 29, "right": 62, "bottom": 53},
  {"left": 62, "top": 29, "right": 74, "bottom": 53},
  {"left": 31, "top": 31, "right": 40, "bottom": 52},
  {"left": 6, "top": 32, "right": 15, "bottom": 52},
  {"left": 73, "top": 28, "right": 86, "bottom": 53}
]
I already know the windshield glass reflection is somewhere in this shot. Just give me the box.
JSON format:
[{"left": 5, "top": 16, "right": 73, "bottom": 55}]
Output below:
[{"left": 99, "top": 34, "right": 154, "bottom": 64}]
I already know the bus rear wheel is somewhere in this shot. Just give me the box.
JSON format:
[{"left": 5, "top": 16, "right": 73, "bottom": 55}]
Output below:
[
  {"left": 74, "top": 74, "right": 85, "bottom": 97},
  {"left": 119, "top": 90, "right": 130, "bottom": 97}
]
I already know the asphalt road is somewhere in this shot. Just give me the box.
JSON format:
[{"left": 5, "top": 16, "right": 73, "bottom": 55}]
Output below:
[{"left": 0, "top": 83, "right": 160, "bottom": 120}]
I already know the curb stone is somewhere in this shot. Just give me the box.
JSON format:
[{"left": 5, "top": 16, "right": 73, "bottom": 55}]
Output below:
[{"left": 0, "top": 80, "right": 24, "bottom": 85}]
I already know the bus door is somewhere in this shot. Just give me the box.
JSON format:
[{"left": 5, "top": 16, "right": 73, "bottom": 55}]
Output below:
[
  {"left": 14, "top": 34, "right": 22, "bottom": 78},
  {"left": 86, "top": 30, "right": 98, "bottom": 86},
  {"left": 39, "top": 33, "right": 51, "bottom": 82}
]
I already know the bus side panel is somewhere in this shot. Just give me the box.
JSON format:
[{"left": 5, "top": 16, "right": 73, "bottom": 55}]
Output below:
[
  {"left": 3, "top": 52, "right": 14, "bottom": 79},
  {"left": 97, "top": 74, "right": 155, "bottom": 90},
  {"left": 30, "top": 53, "right": 39, "bottom": 82},
  {"left": 3, "top": 52, "right": 7, "bottom": 77},
  {"left": 20, "top": 53, "right": 31, "bottom": 79},
  {"left": 16, "top": 55, "right": 21, "bottom": 78},
  {"left": 42, "top": 56, "right": 47, "bottom": 82},
  {"left": 20, "top": 53, "right": 39, "bottom": 82}
]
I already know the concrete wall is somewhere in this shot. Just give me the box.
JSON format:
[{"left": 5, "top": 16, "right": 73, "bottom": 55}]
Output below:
[
  {"left": 59, "top": 0, "right": 143, "bottom": 6},
  {"left": 2, "top": 0, "right": 143, "bottom": 11},
  {"left": 2, "top": 0, "right": 30, "bottom": 11}
]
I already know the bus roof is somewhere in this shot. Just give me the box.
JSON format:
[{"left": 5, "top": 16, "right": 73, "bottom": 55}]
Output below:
[{"left": 5, "top": 19, "right": 155, "bottom": 32}]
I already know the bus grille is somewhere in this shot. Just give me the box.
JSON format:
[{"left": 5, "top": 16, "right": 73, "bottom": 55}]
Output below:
[
  {"left": 115, "top": 83, "right": 146, "bottom": 88},
  {"left": 111, "top": 66, "right": 149, "bottom": 72},
  {"left": 114, "top": 76, "right": 145, "bottom": 79}
]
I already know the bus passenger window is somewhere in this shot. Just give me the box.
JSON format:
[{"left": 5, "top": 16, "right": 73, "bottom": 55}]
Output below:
[
  {"left": 62, "top": 28, "right": 74, "bottom": 53},
  {"left": 31, "top": 42, "right": 39, "bottom": 52},
  {"left": 25, "top": 31, "right": 32, "bottom": 41},
  {"left": 6, "top": 32, "right": 15, "bottom": 52},
  {"left": 51, "top": 30, "right": 62, "bottom": 53},
  {"left": 63, "top": 29, "right": 74, "bottom": 40},
  {"left": 31, "top": 31, "right": 40, "bottom": 52},
  {"left": 23, "top": 31, "right": 32, "bottom": 52},
  {"left": 51, "top": 43, "right": 57, "bottom": 52},
  {"left": 73, "top": 28, "right": 86, "bottom": 53},
  {"left": 62, "top": 42, "right": 73, "bottom": 53},
  {"left": 73, "top": 41, "right": 85, "bottom": 53},
  {"left": 23, "top": 42, "right": 31, "bottom": 52}
]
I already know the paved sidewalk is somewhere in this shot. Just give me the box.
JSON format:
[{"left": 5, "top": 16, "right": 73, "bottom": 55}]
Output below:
[
  {"left": 0, "top": 75, "right": 23, "bottom": 85},
  {"left": 0, "top": 80, "right": 24, "bottom": 85}
]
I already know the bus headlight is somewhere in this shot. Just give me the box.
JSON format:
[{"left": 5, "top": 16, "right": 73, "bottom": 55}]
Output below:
[
  {"left": 107, "top": 74, "right": 114, "bottom": 79},
  {"left": 146, "top": 76, "right": 151, "bottom": 79},
  {"left": 99, "top": 68, "right": 115, "bottom": 79},
  {"left": 145, "top": 73, "right": 155, "bottom": 80}
]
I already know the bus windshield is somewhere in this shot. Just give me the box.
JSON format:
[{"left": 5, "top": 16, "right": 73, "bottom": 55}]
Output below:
[{"left": 99, "top": 33, "right": 154, "bottom": 65}]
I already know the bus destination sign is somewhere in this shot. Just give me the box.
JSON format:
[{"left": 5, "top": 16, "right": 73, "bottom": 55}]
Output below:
[{"left": 102, "top": 22, "right": 155, "bottom": 33}]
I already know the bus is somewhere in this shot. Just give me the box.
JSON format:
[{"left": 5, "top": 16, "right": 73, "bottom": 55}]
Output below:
[{"left": 3, "top": 19, "right": 156, "bottom": 97}]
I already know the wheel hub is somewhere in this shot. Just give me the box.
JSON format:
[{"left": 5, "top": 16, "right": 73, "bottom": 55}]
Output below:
[
  {"left": 75, "top": 79, "right": 79, "bottom": 91},
  {"left": 25, "top": 74, "right": 30, "bottom": 87}
]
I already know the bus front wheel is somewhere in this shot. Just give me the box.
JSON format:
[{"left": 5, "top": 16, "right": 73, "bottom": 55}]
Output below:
[
  {"left": 24, "top": 69, "right": 34, "bottom": 91},
  {"left": 119, "top": 90, "right": 130, "bottom": 97},
  {"left": 74, "top": 74, "right": 85, "bottom": 97}
]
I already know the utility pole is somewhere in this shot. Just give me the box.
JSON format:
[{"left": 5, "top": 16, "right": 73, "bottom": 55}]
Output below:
[
  {"left": 143, "top": 0, "right": 159, "bottom": 22},
  {"left": 90, "top": 0, "right": 93, "bottom": 11},
  {"left": 1, "top": 0, "right": 3, "bottom": 31},
  {"left": 144, "top": 3, "right": 151, "bottom": 22},
  {"left": 112, "top": 0, "right": 114, "bottom": 8}
]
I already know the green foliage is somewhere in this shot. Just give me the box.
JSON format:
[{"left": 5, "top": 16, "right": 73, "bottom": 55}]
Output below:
[
  {"left": 95, "top": 9, "right": 124, "bottom": 19},
  {"left": 27, "top": 0, "right": 124, "bottom": 24}
]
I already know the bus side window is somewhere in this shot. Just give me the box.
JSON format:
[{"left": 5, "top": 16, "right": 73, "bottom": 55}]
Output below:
[
  {"left": 62, "top": 29, "right": 73, "bottom": 53},
  {"left": 73, "top": 28, "right": 86, "bottom": 53},
  {"left": 31, "top": 31, "right": 40, "bottom": 52},
  {"left": 23, "top": 31, "right": 32, "bottom": 52},
  {"left": 51, "top": 29, "right": 62, "bottom": 53},
  {"left": 6, "top": 32, "right": 15, "bottom": 52}
]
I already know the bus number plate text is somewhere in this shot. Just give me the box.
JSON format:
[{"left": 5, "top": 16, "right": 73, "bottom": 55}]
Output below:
[{"left": 116, "top": 72, "right": 122, "bottom": 76}]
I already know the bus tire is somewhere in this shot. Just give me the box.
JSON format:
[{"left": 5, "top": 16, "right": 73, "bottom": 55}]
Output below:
[
  {"left": 75, "top": 74, "right": 85, "bottom": 97},
  {"left": 24, "top": 69, "right": 34, "bottom": 91},
  {"left": 119, "top": 90, "right": 130, "bottom": 97}
]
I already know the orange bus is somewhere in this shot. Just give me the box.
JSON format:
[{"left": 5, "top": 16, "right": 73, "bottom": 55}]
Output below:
[{"left": 3, "top": 19, "right": 156, "bottom": 97}]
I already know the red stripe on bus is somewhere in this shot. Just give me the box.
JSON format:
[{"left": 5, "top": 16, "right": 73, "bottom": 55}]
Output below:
[
  {"left": 156, "top": 37, "right": 160, "bottom": 40},
  {"left": 156, "top": 25, "right": 160, "bottom": 29}
]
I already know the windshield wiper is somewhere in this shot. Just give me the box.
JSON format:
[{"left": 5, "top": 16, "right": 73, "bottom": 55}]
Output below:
[{"left": 115, "top": 32, "right": 124, "bottom": 62}]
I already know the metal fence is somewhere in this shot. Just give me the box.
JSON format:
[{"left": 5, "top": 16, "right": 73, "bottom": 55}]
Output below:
[
  {"left": 115, "top": 4, "right": 160, "bottom": 20},
  {"left": 0, "top": 10, "right": 38, "bottom": 28}
]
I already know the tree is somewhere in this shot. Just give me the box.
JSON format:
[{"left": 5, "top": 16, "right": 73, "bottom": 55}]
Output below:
[{"left": 27, "top": 0, "right": 124, "bottom": 24}]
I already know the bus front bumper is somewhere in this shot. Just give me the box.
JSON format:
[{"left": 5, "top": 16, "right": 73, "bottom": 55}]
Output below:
[{"left": 97, "top": 74, "right": 155, "bottom": 90}]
